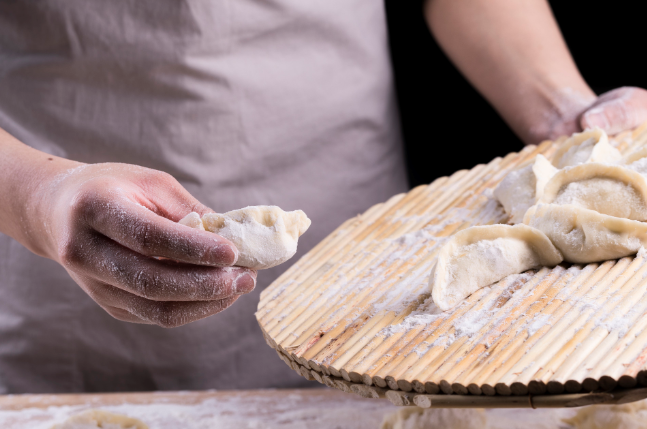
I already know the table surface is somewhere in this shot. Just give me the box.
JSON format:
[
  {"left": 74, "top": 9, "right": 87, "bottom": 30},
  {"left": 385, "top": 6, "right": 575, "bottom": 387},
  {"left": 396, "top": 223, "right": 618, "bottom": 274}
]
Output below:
[{"left": 0, "top": 387, "right": 583, "bottom": 429}]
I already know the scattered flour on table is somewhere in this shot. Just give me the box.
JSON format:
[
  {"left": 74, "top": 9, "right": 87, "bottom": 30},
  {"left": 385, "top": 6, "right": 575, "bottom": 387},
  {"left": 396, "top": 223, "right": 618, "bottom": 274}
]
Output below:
[
  {"left": 564, "top": 399, "right": 647, "bottom": 429},
  {"left": 381, "top": 407, "right": 577, "bottom": 429}
]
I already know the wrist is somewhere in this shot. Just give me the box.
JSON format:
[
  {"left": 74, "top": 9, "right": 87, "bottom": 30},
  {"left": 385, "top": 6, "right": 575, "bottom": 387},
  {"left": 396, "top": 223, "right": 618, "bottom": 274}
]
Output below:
[
  {"left": 0, "top": 129, "right": 82, "bottom": 258},
  {"left": 523, "top": 86, "right": 597, "bottom": 145}
]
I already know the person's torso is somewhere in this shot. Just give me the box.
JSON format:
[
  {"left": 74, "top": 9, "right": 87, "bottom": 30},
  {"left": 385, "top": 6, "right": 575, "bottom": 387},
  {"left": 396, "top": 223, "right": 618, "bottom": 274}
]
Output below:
[{"left": 0, "top": 0, "right": 407, "bottom": 393}]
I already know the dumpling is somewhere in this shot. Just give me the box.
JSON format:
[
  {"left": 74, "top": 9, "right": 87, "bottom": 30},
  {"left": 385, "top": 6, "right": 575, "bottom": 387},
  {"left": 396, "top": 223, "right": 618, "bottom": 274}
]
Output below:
[
  {"left": 623, "top": 146, "right": 647, "bottom": 164},
  {"left": 178, "top": 211, "right": 205, "bottom": 230},
  {"left": 180, "top": 206, "right": 311, "bottom": 269},
  {"left": 532, "top": 154, "right": 559, "bottom": 201},
  {"left": 493, "top": 165, "right": 535, "bottom": 224},
  {"left": 624, "top": 146, "right": 647, "bottom": 176},
  {"left": 538, "top": 163, "right": 647, "bottom": 221},
  {"left": 430, "top": 224, "right": 563, "bottom": 311},
  {"left": 493, "top": 155, "right": 558, "bottom": 224},
  {"left": 551, "top": 127, "right": 620, "bottom": 169},
  {"left": 524, "top": 204, "right": 647, "bottom": 263}
]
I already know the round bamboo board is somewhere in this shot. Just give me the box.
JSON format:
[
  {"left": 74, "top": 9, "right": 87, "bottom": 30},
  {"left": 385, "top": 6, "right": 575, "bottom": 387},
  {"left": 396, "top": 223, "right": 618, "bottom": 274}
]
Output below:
[{"left": 256, "top": 123, "right": 647, "bottom": 407}]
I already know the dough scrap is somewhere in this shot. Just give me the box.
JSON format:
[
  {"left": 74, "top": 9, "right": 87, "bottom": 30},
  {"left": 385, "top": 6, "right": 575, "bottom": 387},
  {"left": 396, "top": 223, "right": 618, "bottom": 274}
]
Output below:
[
  {"left": 551, "top": 127, "right": 620, "bottom": 169},
  {"left": 430, "top": 224, "right": 563, "bottom": 311},
  {"left": 524, "top": 204, "right": 647, "bottom": 264},
  {"left": 51, "top": 410, "right": 148, "bottom": 429},
  {"left": 180, "top": 206, "right": 311, "bottom": 270},
  {"left": 563, "top": 399, "right": 647, "bottom": 429},
  {"left": 538, "top": 163, "right": 647, "bottom": 221},
  {"left": 381, "top": 407, "right": 486, "bottom": 429}
]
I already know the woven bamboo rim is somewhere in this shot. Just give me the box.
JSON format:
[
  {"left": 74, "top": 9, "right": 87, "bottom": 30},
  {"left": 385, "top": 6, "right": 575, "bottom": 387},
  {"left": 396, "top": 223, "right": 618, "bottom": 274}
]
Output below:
[{"left": 257, "top": 123, "right": 647, "bottom": 407}]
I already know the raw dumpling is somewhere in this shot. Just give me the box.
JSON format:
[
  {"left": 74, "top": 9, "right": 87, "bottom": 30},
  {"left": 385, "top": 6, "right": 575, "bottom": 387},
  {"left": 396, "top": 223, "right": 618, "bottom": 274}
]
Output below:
[
  {"left": 51, "top": 410, "right": 148, "bottom": 429},
  {"left": 523, "top": 204, "right": 647, "bottom": 263},
  {"left": 178, "top": 211, "right": 205, "bottom": 230},
  {"left": 180, "top": 206, "right": 311, "bottom": 269},
  {"left": 538, "top": 163, "right": 647, "bottom": 221},
  {"left": 493, "top": 165, "right": 535, "bottom": 224},
  {"left": 624, "top": 146, "right": 647, "bottom": 176},
  {"left": 430, "top": 224, "right": 563, "bottom": 311},
  {"left": 623, "top": 146, "right": 647, "bottom": 164},
  {"left": 551, "top": 127, "right": 620, "bottom": 168},
  {"left": 532, "top": 154, "right": 559, "bottom": 201},
  {"left": 493, "top": 155, "right": 558, "bottom": 224}
]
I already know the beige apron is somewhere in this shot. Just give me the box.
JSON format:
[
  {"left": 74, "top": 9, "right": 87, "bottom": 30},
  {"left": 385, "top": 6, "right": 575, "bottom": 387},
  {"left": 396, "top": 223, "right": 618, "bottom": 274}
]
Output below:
[{"left": 0, "top": 0, "right": 407, "bottom": 393}]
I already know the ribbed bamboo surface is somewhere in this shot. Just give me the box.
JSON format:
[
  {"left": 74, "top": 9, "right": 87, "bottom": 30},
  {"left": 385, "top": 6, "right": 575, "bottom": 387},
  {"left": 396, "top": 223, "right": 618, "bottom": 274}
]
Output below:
[{"left": 257, "top": 123, "right": 647, "bottom": 405}]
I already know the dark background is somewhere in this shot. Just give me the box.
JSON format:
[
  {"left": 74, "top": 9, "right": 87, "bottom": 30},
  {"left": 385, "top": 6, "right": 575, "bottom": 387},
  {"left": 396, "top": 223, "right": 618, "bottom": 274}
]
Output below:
[{"left": 386, "top": 1, "right": 647, "bottom": 188}]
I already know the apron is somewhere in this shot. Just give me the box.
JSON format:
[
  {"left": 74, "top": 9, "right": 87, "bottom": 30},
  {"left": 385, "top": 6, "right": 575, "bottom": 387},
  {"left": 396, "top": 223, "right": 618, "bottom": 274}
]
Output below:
[{"left": 0, "top": 0, "right": 407, "bottom": 393}]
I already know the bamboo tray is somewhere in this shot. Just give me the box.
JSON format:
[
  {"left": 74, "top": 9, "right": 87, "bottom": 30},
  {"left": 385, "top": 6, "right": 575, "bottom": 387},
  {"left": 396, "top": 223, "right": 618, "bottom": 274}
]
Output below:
[{"left": 256, "top": 123, "right": 647, "bottom": 408}]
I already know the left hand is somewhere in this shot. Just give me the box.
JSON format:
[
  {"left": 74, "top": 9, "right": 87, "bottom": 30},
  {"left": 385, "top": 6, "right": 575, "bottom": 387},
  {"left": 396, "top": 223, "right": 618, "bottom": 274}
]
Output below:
[{"left": 579, "top": 87, "right": 647, "bottom": 135}]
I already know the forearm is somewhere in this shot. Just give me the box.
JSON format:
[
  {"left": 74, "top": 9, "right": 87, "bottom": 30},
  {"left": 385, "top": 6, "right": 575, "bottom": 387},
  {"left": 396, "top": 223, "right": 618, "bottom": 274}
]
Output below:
[
  {"left": 0, "top": 128, "right": 81, "bottom": 256},
  {"left": 424, "top": 0, "right": 596, "bottom": 144}
]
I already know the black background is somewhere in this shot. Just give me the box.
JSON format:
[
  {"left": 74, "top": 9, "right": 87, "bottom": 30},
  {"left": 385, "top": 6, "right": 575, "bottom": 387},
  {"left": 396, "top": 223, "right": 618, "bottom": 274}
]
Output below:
[{"left": 386, "top": 1, "right": 647, "bottom": 188}]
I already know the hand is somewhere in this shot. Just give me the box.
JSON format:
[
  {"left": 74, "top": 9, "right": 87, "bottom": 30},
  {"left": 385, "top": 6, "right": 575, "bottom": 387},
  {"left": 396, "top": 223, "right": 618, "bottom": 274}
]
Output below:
[
  {"left": 29, "top": 162, "right": 256, "bottom": 328},
  {"left": 580, "top": 87, "right": 647, "bottom": 135}
]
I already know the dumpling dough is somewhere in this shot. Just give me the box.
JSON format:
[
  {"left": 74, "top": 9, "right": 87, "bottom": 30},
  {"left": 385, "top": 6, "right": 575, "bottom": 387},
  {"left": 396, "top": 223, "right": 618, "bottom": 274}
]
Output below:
[
  {"left": 562, "top": 399, "right": 647, "bottom": 429},
  {"left": 178, "top": 211, "right": 205, "bottom": 230},
  {"left": 624, "top": 147, "right": 647, "bottom": 176},
  {"left": 493, "top": 155, "right": 558, "bottom": 224},
  {"left": 623, "top": 146, "right": 647, "bottom": 165},
  {"left": 430, "top": 224, "right": 563, "bottom": 311},
  {"left": 533, "top": 154, "right": 559, "bottom": 201},
  {"left": 551, "top": 127, "right": 620, "bottom": 169},
  {"left": 180, "top": 206, "right": 311, "bottom": 269},
  {"left": 51, "top": 410, "right": 147, "bottom": 429},
  {"left": 538, "top": 163, "right": 647, "bottom": 221},
  {"left": 493, "top": 164, "right": 535, "bottom": 224},
  {"left": 523, "top": 204, "right": 647, "bottom": 263},
  {"left": 381, "top": 407, "right": 486, "bottom": 429}
]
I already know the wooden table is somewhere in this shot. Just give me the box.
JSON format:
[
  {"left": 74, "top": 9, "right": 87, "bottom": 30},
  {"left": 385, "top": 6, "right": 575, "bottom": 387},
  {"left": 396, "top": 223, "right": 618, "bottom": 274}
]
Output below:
[
  {"left": 0, "top": 388, "right": 395, "bottom": 429},
  {"left": 0, "top": 387, "right": 582, "bottom": 429}
]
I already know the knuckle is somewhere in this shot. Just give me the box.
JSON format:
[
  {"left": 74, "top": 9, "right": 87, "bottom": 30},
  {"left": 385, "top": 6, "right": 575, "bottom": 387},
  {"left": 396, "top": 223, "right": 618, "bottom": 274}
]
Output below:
[
  {"left": 132, "top": 221, "right": 156, "bottom": 254},
  {"left": 68, "top": 183, "right": 106, "bottom": 222},
  {"left": 57, "top": 239, "right": 85, "bottom": 269},
  {"left": 131, "top": 269, "right": 158, "bottom": 299}
]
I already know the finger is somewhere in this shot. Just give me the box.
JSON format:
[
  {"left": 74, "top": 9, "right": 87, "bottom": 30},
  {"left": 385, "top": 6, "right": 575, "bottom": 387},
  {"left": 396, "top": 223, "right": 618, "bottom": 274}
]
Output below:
[
  {"left": 89, "top": 281, "right": 240, "bottom": 328},
  {"left": 581, "top": 87, "right": 647, "bottom": 135},
  {"left": 133, "top": 170, "right": 216, "bottom": 221},
  {"left": 103, "top": 305, "right": 154, "bottom": 325},
  {"left": 63, "top": 231, "right": 256, "bottom": 301},
  {"left": 81, "top": 192, "right": 237, "bottom": 266}
]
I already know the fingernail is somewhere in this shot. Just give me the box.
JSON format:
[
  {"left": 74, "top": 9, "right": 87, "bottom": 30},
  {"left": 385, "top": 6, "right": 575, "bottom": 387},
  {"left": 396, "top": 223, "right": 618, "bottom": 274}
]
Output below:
[
  {"left": 233, "top": 272, "right": 256, "bottom": 294},
  {"left": 582, "top": 109, "right": 610, "bottom": 130}
]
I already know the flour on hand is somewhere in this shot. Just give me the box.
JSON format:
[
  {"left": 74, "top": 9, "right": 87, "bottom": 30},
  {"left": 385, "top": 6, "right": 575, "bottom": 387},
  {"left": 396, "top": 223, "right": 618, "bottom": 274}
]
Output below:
[{"left": 180, "top": 206, "right": 311, "bottom": 270}]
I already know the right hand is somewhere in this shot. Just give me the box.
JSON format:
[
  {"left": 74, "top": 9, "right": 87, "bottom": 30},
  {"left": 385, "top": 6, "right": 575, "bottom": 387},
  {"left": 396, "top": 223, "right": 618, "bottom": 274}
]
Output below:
[{"left": 26, "top": 161, "right": 256, "bottom": 328}]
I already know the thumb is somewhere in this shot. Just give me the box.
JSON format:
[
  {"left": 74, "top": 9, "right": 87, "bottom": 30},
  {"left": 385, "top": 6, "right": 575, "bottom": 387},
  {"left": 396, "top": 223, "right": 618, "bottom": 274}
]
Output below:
[
  {"left": 139, "top": 172, "right": 216, "bottom": 222},
  {"left": 580, "top": 87, "right": 647, "bottom": 135}
]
